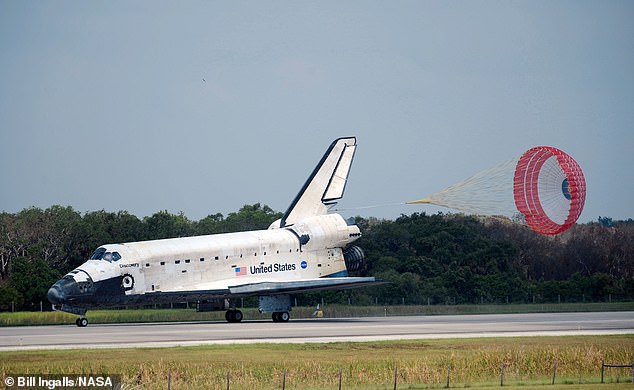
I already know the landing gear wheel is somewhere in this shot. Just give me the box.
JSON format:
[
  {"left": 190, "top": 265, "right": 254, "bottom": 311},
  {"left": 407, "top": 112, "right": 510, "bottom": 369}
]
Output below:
[
  {"left": 225, "top": 310, "right": 243, "bottom": 323},
  {"left": 76, "top": 317, "right": 88, "bottom": 327},
  {"left": 272, "top": 312, "right": 290, "bottom": 322}
]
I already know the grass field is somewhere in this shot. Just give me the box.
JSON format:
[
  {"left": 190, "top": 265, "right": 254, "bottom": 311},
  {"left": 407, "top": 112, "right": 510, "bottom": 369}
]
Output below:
[
  {"left": 2, "top": 336, "right": 633, "bottom": 389},
  {"left": 2, "top": 301, "right": 633, "bottom": 326}
]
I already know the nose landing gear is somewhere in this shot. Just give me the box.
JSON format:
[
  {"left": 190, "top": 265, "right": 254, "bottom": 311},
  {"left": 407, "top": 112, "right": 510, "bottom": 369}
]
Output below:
[{"left": 75, "top": 317, "right": 88, "bottom": 327}]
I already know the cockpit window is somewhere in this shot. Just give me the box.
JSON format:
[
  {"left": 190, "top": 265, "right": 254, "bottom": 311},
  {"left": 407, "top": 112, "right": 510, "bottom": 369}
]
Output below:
[
  {"left": 102, "top": 252, "right": 122, "bottom": 262},
  {"left": 90, "top": 247, "right": 107, "bottom": 260},
  {"left": 89, "top": 247, "right": 121, "bottom": 262}
]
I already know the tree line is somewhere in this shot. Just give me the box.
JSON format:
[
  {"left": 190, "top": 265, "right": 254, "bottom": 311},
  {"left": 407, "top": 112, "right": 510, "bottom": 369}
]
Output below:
[
  {"left": 0, "top": 204, "right": 632, "bottom": 310},
  {"left": 355, "top": 213, "right": 633, "bottom": 305}
]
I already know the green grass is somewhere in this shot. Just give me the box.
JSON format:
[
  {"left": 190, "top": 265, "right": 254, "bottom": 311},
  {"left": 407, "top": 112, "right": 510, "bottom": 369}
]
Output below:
[
  {"left": 1, "top": 336, "right": 633, "bottom": 389},
  {"left": 2, "top": 302, "right": 633, "bottom": 326}
]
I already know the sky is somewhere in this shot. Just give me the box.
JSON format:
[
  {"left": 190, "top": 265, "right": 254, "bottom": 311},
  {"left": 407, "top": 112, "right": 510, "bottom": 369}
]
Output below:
[{"left": 1, "top": 1, "right": 633, "bottom": 223}]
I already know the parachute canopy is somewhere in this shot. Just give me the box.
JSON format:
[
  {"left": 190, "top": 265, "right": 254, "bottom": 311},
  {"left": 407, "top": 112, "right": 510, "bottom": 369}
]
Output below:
[
  {"left": 513, "top": 146, "right": 586, "bottom": 235},
  {"left": 408, "top": 146, "right": 586, "bottom": 235}
]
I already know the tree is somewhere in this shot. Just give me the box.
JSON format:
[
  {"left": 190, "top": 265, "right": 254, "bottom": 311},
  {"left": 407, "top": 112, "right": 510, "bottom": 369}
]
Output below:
[
  {"left": 0, "top": 283, "right": 23, "bottom": 311},
  {"left": 143, "top": 210, "right": 193, "bottom": 240},
  {"left": 9, "top": 257, "right": 61, "bottom": 310},
  {"left": 221, "top": 204, "right": 283, "bottom": 232},
  {"left": 194, "top": 213, "right": 225, "bottom": 235}
]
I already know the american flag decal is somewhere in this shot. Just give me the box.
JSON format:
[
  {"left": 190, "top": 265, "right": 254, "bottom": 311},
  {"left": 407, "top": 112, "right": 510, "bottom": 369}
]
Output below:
[{"left": 234, "top": 267, "right": 247, "bottom": 276}]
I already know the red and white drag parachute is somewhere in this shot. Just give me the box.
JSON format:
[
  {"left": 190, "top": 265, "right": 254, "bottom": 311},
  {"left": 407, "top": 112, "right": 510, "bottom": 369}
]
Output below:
[
  {"left": 513, "top": 147, "right": 586, "bottom": 234},
  {"left": 408, "top": 146, "right": 586, "bottom": 235}
]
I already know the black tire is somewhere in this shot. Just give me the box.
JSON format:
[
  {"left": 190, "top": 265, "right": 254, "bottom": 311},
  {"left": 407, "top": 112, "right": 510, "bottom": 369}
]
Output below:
[
  {"left": 280, "top": 312, "right": 290, "bottom": 322},
  {"left": 78, "top": 318, "right": 88, "bottom": 327},
  {"left": 226, "top": 310, "right": 243, "bottom": 323},
  {"left": 272, "top": 312, "right": 280, "bottom": 322}
]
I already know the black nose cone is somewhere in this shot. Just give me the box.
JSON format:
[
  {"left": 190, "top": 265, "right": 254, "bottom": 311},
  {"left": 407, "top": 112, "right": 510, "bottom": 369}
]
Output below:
[{"left": 47, "top": 285, "right": 65, "bottom": 305}]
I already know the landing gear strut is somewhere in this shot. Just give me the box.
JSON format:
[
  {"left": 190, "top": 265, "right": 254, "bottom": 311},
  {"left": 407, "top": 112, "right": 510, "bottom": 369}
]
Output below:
[
  {"left": 225, "top": 309, "right": 243, "bottom": 323},
  {"left": 75, "top": 317, "right": 88, "bottom": 327}
]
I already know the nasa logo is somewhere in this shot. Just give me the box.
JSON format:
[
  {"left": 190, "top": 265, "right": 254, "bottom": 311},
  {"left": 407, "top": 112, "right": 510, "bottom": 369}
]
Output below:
[{"left": 300, "top": 260, "right": 308, "bottom": 269}]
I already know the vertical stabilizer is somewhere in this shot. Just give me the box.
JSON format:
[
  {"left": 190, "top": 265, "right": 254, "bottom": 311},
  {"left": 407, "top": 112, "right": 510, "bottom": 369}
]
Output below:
[{"left": 280, "top": 137, "right": 357, "bottom": 227}]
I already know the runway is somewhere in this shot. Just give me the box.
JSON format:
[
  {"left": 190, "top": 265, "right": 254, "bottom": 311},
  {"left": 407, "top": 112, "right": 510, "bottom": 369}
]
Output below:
[{"left": 1, "top": 311, "right": 633, "bottom": 351}]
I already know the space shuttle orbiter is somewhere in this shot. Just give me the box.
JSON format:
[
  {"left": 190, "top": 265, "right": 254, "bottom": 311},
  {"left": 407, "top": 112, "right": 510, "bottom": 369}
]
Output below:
[{"left": 48, "top": 137, "right": 382, "bottom": 326}]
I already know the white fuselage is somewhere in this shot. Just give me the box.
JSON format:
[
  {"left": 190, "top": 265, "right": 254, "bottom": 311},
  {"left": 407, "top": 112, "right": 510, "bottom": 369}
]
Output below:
[{"left": 63, "top": 214, "right": 361, "bottom": 303}]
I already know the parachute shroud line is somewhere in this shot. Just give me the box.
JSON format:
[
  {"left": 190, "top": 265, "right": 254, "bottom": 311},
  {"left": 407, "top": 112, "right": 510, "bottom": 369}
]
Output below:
[{"left": 409, "top": 146, "right": 586, "bottom": 235}]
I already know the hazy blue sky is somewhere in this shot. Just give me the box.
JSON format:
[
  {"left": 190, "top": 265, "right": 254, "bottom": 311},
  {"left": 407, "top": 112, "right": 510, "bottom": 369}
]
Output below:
[{"left": 1, "top": 1, "right": 633, "bottom": 223}]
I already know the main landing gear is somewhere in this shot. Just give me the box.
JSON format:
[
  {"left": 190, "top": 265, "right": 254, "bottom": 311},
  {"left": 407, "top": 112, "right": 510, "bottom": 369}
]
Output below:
[
  {"left": 75, "top": 317, "right": 88, "bottom": 327},
  {"left": 259, "top": 295, "right": 292, "bottom": 322},
  {"left": 225, "top": 309, "right": 243, "bottom": 323},
  {"left": 272, "top": 312, "right": 290, "bottom": 322}
]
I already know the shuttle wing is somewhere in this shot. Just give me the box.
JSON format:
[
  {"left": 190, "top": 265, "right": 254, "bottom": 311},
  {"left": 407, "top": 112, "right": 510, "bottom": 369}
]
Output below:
[
  {"left": 228, "top": 276, "right": 383, "bottom": 295},
  {"left": 171, "top": 276, "right": 383, "bottom": 297},
  {"left": 280, "top": 137, "right": 357, "bottom": 227}
]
